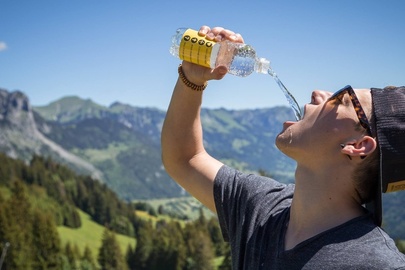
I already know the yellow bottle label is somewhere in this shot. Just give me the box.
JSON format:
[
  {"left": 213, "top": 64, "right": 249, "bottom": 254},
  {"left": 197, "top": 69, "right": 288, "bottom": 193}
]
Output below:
[{"left": 179, "top": 28, "right": 216, "bottom": 68}]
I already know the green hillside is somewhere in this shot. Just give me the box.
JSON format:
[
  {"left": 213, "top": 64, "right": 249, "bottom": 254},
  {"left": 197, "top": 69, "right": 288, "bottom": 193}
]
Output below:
[
  {"left": 143, "top": 197, "right": 215, "bottom": 220},
  {"left": 58, "top": 209, "right": 136, "bottom": 258},
  {"left": 0, "top": 153, "right": 230, "bottom": 269}
]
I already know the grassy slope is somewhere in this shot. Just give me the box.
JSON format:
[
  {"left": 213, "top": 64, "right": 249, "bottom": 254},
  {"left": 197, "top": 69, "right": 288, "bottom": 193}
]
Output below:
[
  {"left": 142, "top": 196, "right": 215, "bottom": 220},
  {"left": 57, "top": 207, "right": 224, "bottom": 269},
  {"left": 6, "top": 183, "right": 135, "bottom": 257},
  {"left": 57, "top": 209, "right": 136, "bottom": 258}
]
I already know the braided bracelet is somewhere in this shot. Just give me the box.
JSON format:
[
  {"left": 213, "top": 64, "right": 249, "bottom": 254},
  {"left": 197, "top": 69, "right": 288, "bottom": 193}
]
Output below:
[{"left": 178, "top": 64, "right": 208, "bottom": 91}]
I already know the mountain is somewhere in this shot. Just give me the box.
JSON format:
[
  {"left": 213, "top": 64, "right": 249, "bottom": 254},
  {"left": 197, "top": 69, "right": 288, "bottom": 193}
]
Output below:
[
  {"left": 0, "top": 89, "right": 103, "bottom": 179},
  {"left": 0, "top": 89, "right": 296, "bottom": 201},
  {"left": 32, "top": 96, "right": 297, "bottom": 200}
]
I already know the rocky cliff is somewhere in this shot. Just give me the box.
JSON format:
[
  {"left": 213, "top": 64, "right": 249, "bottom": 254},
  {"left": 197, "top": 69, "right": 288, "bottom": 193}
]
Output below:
[{"left": 0, "top": 88, "right": 103, "bottom": 180}]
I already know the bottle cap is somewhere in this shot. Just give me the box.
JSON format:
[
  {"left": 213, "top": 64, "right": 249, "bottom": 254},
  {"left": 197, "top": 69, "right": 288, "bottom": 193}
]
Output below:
[{"left": 256, "top": 58, "right": 270, "bottom": 74}]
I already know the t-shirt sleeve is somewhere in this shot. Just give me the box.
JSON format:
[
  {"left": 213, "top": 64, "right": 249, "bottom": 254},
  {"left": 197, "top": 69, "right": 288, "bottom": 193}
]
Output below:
[{"left": 213, "top": 165, "right": 294, "bottom": 242}]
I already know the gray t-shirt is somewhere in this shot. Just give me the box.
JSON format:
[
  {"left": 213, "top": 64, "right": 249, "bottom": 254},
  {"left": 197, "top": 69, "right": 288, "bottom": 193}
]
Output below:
[{"left": 214, "top": 165, "right": 405, "bottom": 270}]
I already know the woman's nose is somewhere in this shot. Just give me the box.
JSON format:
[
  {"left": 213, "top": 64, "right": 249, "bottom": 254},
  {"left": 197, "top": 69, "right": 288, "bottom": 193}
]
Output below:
[{"left": 311, "top": 90, "right": 333, "bottom": 104}]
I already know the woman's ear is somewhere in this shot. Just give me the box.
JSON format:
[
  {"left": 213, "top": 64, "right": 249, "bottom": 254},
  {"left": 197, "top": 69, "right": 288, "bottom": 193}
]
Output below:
[{"left": 341, "top": 136, "right": 377, "bottom": 159}]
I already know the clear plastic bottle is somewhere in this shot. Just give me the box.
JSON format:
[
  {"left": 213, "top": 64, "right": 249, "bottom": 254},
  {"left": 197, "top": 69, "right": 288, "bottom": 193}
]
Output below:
[{"left": 170, "top": 28, "right": 270, "bottom": 77}]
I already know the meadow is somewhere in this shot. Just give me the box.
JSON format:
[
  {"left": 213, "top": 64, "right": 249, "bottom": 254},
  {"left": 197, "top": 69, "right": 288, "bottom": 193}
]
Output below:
[{"left": 58, "top": 209, "right": 136, "bottom": 258}]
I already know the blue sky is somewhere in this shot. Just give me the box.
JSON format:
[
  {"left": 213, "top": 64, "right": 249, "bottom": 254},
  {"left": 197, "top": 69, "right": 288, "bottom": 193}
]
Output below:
[{"left": 1, "top": 0, "right": 404, "bottom": 111}]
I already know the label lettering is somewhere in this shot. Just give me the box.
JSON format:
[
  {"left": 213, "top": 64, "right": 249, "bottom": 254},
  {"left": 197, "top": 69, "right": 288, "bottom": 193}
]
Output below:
[{"left": 179, "top": 29, "right": 216, "bottom": 68}]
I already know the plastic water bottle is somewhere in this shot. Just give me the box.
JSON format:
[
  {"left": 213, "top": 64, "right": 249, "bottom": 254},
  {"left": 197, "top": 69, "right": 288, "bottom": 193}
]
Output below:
[
  {"left": 170, "top": 28, "right": 270, "bottom": 77},
  {"left": 170, "top": 28, "right": 303, "bottom": 120}
]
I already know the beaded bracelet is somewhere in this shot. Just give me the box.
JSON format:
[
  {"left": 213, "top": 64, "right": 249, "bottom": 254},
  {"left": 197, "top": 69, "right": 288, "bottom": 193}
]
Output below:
[{"left": 178, "top": 64, "right": 208, "bottom": 91}]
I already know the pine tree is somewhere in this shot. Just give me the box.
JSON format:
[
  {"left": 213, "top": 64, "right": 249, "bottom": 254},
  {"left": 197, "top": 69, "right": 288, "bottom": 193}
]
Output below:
[
  {"left": 196, "top": 208, "right": 208, "bottom": 229},
  {"left": 3, "top": 180, "right": 34, "bottom": 270},
  {"left": 81, "top": 245, "right": 97, "bottom": 270},
  {"left": 191, "top": 230, "right": 214, "bottom": 270},
  {"left": 31, "top": 210, "right": 61, "bottom": 270},
  {"left": 93, "top": 190, "right": 108, "bottom": 225},
  {"left": 183, "top": 222, "right": 214, "bottom": 270},
  {"left": 0, "top": 199, "right": 10, "bottom": 256},
  {"left": 62, "top": 203, "right": 82, "bottom": 228},
  {"left": 167, "top": 221, "right": 187, "bottom": 270},
  {"left": 207, "top": 217, "right": 225, "bottom": 256},
  {"left": 65, "top": 242, "right": 79, "bottom": 269},
  {"left": 133, "top": 221, "right": 154, "bottom": 270},
  {"left": 125, "top": 244, "right": 136, "bottom": 270},
  {"left": 148, "top": 220, "right": 187, "bottom": 270},
  {"left": 98, "top": 227, "right": 129, "bottom": 270}
]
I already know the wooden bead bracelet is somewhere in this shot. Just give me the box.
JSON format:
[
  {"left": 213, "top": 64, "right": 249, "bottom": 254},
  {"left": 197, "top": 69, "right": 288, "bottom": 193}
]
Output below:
[{"left": 178, "top": 64, "right": 208, "bottom": 91}]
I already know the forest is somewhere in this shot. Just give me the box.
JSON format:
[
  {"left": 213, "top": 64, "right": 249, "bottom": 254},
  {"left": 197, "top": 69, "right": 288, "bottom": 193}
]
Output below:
[
  {"left": 0, "top": 152, "right": 404, "bottom": 269},
  {"left": 0, "top": 153, "right": 231, "bottom": 270}
]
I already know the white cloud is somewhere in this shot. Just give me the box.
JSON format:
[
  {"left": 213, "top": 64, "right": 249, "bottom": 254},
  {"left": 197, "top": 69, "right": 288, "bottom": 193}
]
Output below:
[{"left": 0, "top": 42, "right": 7, "bottom": 52}]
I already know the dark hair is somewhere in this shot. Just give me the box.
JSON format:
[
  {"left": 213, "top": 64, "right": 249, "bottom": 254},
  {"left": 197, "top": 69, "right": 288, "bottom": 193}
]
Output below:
[
  {"left": 352, "top": 146, "right": 379, "bottom": 204},
  {"left": 352, "top": 103, "right": 380, "bottom": 204}
]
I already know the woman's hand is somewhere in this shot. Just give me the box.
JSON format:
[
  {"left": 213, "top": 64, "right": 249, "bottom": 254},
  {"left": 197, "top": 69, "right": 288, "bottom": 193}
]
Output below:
[{"left": 180, "top": 25, "right": 245, "bottom": 86}]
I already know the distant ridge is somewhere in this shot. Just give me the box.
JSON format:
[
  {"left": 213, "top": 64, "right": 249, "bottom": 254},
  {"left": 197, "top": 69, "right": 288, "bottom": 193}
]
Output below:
[{"left": 0, "top": 89, "right": 103, "bottom": 179}]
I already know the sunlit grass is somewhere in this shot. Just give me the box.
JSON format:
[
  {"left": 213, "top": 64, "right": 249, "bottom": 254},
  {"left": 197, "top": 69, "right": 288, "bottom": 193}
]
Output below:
[{"left": 58, "top": 209, "right": 136, "bottom": 258}]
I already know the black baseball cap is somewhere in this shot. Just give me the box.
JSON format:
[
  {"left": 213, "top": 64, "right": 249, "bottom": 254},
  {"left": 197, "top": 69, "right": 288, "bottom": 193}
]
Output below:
[{"left": 367, "top": 86, "right": 405, "bottom": 226}]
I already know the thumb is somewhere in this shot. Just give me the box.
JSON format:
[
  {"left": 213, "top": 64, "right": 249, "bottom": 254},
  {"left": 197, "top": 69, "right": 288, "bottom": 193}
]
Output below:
[{"left": 210, "top": 65, "right": 228, "bottom": 80}]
